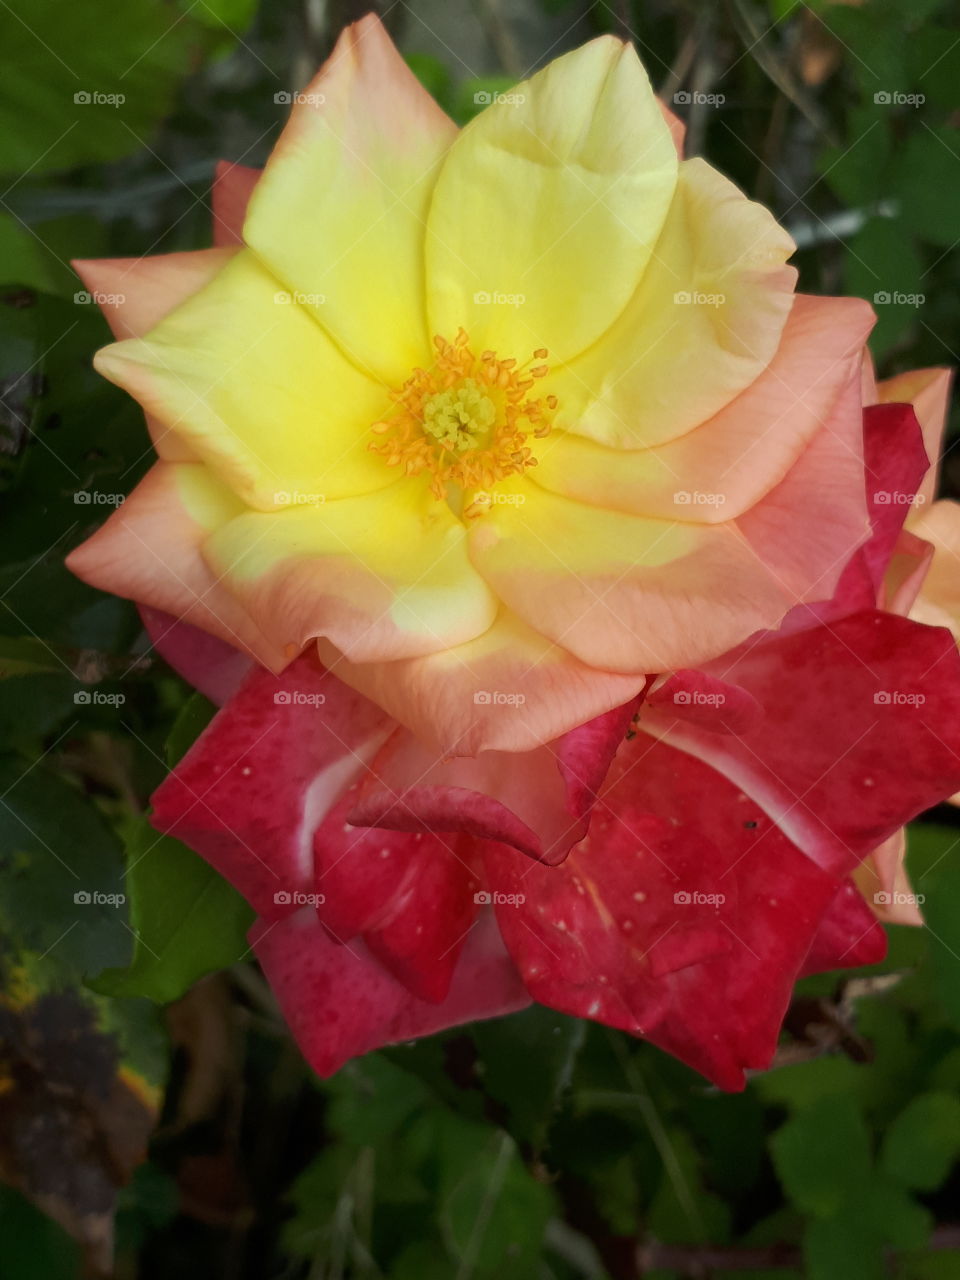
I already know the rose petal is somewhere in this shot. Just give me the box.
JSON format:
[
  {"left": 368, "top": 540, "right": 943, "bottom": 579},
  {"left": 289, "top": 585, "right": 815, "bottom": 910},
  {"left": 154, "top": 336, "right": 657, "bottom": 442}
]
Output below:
[{"left": 250, "top": 907, "right": 530, "bottom": 1077}]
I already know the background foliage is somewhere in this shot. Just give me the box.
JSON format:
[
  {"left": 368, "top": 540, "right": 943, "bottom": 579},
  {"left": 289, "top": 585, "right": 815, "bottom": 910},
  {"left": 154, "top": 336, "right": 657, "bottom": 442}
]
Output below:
[{"left": 1, "top": 0, "right": 960, "bottom": 1276}]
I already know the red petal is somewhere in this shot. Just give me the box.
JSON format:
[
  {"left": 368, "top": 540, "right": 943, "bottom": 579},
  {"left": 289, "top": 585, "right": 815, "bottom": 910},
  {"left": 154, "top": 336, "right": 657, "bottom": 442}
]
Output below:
[
  {"left": 138, "top": 607, "right": 252, "bottom": 706},
  {"left": 250, "top": 907, "right": 530, "bottom": 1077},
  {"left": 801, "top": 879, "right": 887, "bottom": 975},
  {"left": 313, "top": 787, "right": 483, "bottom": 1001},
  {"left": 150, "top": 650, "right": 392, "bottom": 917},
  {"left": 643, "top": 611, "right": 960, "bottom": 876},
  {"left": 488, "top": 736, "right": 851, "bottom": 1090}
]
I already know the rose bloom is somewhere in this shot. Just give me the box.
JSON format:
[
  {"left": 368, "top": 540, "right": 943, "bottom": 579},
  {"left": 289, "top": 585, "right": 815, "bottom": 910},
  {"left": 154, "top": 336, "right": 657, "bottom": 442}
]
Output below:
[{"left": 67, "top": 17, "right": 960, "bottom": 1089}]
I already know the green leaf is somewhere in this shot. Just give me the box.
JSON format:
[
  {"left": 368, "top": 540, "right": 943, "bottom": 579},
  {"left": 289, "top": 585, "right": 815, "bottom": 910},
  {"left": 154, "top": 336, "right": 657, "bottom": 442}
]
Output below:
[
  {"left": 770, "top": 1096, "right": 873, "bottom": 1217},
  {"left": 804, "top": 1214, "right": 885, "bottom": 1280},
  {"left": 0, "top": 0, "right": 206, "bottom": 176},
  {"left": 437, "top": 1116, "right": 555, "bottom": 1279},
  {"left": 91, "top": 817, "right": 253, "bottom": 1003},
  {"left": 164, "top": 690, "right": 217, "bottom": 766},
  {"left": 843, "top": 215, "right": 925, "bottom": 356},
  {"left": 892, "top": 130, "right": 960, "bottom": 247},
  {"left": 0, "top": 754, "right": 129, "bottom": 986},
  {"left": 906, "top": 825, "right": 960, "bottom": 1028},
  {"left": 880, "top": 1091, "right": 960, "bottom": 1190},
  {"left": 472, "top": 1005, "right": 585, "bottom": 1147}
]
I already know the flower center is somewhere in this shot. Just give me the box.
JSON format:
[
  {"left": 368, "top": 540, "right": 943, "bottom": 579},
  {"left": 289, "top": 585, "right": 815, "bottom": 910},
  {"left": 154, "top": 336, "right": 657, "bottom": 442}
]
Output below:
[{"left": 368, "top": 329, "right": 557, "bottom": 517}]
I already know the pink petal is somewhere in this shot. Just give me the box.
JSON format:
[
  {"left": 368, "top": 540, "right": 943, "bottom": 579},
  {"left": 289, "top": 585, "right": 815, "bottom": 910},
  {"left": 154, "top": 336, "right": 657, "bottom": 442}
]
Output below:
[
  {"left": 251, "top": 907, "right": 530, "bottom": 1077},
  {"left": 139, "top": 606, "right": 252, "bottom": 706},
  {"left": 150, "top": 650, "right": 393, "bottom": 918},
  {"left": 345, "top": 699, "right": 640, "bottom": 866}
]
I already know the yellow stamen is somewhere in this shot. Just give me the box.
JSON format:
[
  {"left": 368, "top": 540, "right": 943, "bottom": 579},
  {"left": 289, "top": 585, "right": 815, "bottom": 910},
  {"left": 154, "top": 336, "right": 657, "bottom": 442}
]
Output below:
[{"left": 368, "top": 329, "right": 557, "bottom": 512}]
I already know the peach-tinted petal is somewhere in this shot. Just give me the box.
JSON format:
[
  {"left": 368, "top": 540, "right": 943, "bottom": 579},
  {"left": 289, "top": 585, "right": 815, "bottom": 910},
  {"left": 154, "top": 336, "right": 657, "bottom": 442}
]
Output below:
[
  {"left": 658, "top": 98, "right": 686, "bottom": 154},
  {"left": 877, "top": 366, "right": 952, "bottom": 505},
  {"left": 853, "top": 830, "right": 925, "bottom": 927},
  {"left": 735, "top": 356, "right": 869, "bottom": 602},
  {"left": 315, "top": 612, "right": 647, "bottom": 755},
  {"left": 66, "top": 462, "right": 285, "bottom": 670},
  {"left": 426, "top": 36, "right": 677, "bottom": 367},
  {"left": 544, "top": 158, "right": 796, "bottom": 449},
  {"left": 94, "top": 250, "right": 394, "bottom": 509},
  {"left": 907, "top": 499, "right": 960, "bottom": 641},
  {"left": 211, "top": 160, "right": 260, "bottom": 246},
  {"left": 203, "top": 481, "right": 499, "bottom": 663},
  {"left": 468, "top": 480, "right": 790, "bottom": 673},
  {"left": 243, "top": 14, "right": 456, "bottom": 382},
  {"left": 535, "top": 295, "right": 872, "bottom": 521},
  {"left": 73, "top": 249, "right": 236, "bottom": 463}
]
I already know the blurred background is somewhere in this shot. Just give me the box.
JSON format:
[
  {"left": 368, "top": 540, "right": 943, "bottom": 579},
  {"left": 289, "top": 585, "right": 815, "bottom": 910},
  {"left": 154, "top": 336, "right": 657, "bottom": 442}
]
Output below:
[{"left": 1, "top": 0, "right": 960, "bottom": 1276}]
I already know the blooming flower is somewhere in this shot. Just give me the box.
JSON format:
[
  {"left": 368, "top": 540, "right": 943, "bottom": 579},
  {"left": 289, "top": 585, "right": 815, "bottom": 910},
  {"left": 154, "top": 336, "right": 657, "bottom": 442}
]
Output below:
[
  {"left": 67, "top": 17, "right": 960, "bottom": 1088},
  {"left": 68, "top": 14, "right": 874, "bottom": 758}
]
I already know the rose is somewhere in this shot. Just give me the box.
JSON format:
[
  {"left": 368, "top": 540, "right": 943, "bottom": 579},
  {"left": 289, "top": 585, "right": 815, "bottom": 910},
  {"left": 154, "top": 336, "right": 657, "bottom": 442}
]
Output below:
[
  {"left": 68, "top": 15, "right": 872, "bottom": 760},
  {"left": 142, "top": 389, "right": 960, "bottom": 1091},
  {"left": 66, "top": 16, "right": 960, "bottom": 1089}
]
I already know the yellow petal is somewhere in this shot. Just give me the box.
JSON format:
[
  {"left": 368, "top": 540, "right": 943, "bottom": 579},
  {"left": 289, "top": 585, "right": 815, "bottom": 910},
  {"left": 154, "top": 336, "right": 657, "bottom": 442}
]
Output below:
[
  {"left": 548, "top": 157, "right": 796, "bottom": 448},
  {"left": 243, "top": 14, "right": 456, "bottom": 383},
  {"left": 93, "top": 250, "right": 394, "bottom": 510},
  {"left": 73, "top": 249, "right": 237, "bottom": 463},
  {"left": 534, "top": 295, "right": 872, "bottom": 519},
  {"left": 425, "top": 35, "right": 677, "bottom": 365},
  {"left": 204, "top": 481, "right": 499, "bottom": 662}
]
